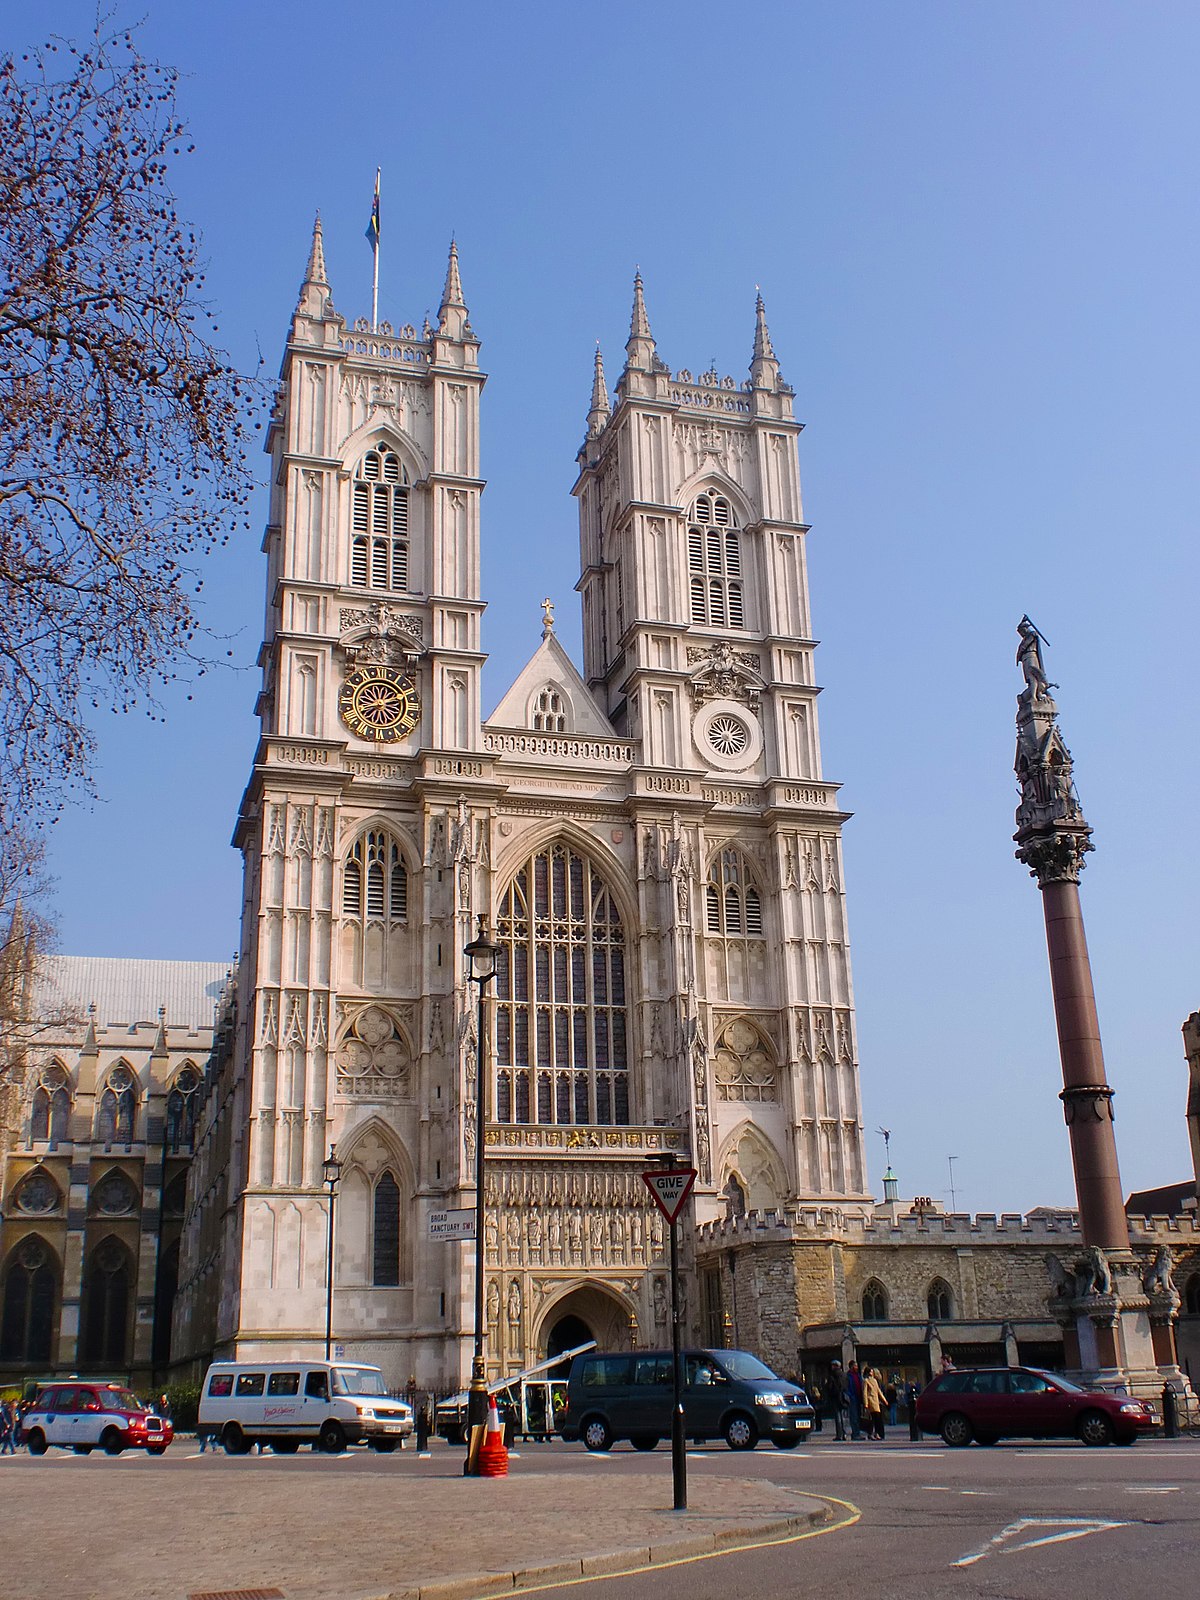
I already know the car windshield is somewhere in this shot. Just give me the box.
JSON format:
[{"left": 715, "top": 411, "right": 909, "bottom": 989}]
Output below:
[
  {"left": 1041, "top": 1372, "right": 1085, "bottom": 1394},
  {"left": 332, "top": 1367, "right": 388, "bottom": 1397},
  {"left": 101, "top": 1387, "right": 145, "bottom": 1411},
  {"left": 714, "top": 1352, "right": 779, "bottom": 1383}
]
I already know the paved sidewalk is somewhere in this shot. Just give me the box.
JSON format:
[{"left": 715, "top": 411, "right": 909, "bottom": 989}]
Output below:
[{"left": 0, "top": 1450, "right": 837, "bottom": 1600}]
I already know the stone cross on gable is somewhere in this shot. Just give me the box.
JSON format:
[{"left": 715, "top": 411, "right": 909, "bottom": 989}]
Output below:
[{"left": 541, "top": 597, "right": 555, "bottom": 639}]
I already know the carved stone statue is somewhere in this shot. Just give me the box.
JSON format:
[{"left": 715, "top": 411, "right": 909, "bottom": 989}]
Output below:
[
  {"left": 1075, "top": 1244, "right": 1113, "bottom": 1297},
  {"left": 507, "top": 1279, "right": 522, "bottom": 1326},
  {"left": 1016, "top": 616, "right": 1054, "bottom": 705},
  {"left": 1143, "top": 1245, "right": 1176, "bottom": 1297},
  {"left": 1044, "top": 1252, "right": 1074, "bottom": 1300},
  {"left": 486, "top": 1279, "right": 500, "bottom": 1327}
]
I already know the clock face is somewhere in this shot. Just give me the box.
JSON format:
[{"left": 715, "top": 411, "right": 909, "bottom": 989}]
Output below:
[{"left": 338, "top": 665, "right": 420, "bottom": 743}]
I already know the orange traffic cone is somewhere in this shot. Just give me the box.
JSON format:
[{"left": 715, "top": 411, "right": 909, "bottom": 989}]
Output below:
[{"left": 478, "top": 1398, "right": 509, "bottom": 1478}]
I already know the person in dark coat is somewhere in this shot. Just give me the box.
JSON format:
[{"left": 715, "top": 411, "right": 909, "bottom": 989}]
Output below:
[
  {"left": 826, "top": 1361, "right": 847, "bottom": 1441},
  {"left": 846, "top": 1360, "right": 864, "bottom": 1440}
]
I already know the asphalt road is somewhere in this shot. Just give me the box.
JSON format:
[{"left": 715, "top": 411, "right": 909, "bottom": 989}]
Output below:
[
  {"left": 3, "top": 1429, "right": 1198, "bottom": 1600},
  {"left": 512, "top": 1432, "right": 1200, "bottom": 1600}
]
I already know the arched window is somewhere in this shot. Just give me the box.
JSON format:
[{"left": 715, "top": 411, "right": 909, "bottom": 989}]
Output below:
[
  {"left": 532, "top": 688, "right": 567, "bottom": 733},
  {"left": 861, "top": 1280, "right": 888, "bottom": 1322},
  {"left": 0, "top": 1237, "right": 58, "bottom": 1363},
  {"left": 1185, "top": 1273, "right": 1200, "bottom": 1315},
  {"left": 372, "top": 1171, "right": 401, "bottom": 1286},
  {"left": 97, "top": 1067, "right": 136, "bottom": 1145},
  {"left": 686, "top": 492, "right": 744, "bottom": 629},
  {"left": 29, "top": 1065, "right": 71, "bottom": 1145},
  {"left": 927, "top": 1279, "right": 954, "bottom": 1320},
  {"left": 82, "top": 1238, "right": 131, "bottom": 1366},
  {"left": 705, "top": 848, "right": 764, "bottom": 939},
  {"left": 495, "top": 841, "right": 629, "bottom": 1127},
  {"left": 351, "top": 447, "right": 409, "bottom": 592},
  {"left": 343, "top": 831, "right": 408, "bottom": 922},
  {"left": 166, "top": 1066, "right": 202, "bottom": 1151}
]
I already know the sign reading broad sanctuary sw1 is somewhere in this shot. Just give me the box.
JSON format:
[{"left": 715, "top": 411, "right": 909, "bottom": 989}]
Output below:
[
  {"left": 429, "top": 1208, "right": 476, "bottom": 1241},
  {"left": 642, "top": 1167, "right": 697, "bottom": 1225}
]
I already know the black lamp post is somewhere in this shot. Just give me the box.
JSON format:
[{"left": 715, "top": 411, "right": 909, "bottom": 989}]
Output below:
[
  {"left": 463, "top": 913, "right": 499, "bottom": 1471},
  {"left": 322, "top": 1146, "right": 342, "bottom": 1361}
]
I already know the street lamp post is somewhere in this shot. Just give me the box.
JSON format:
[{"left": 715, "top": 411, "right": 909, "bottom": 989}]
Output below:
[
  {"left": 463, "top": 913, "right": 499, "bottom": 1474},
  {"left": 323, "top": 1147, "right": 342, "bottom": 1361}
]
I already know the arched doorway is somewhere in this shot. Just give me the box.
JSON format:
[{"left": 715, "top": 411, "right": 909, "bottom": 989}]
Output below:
[
  {"left": 538, "top": 1283, "right": 637, "bottom": 1373},
  {"left": 546, "top": 1314, "right": 594, "bottom": 1373}
]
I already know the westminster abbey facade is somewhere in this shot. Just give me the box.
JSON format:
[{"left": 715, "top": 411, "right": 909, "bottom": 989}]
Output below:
[{"left": 170, "top": 222, "right": 873, "bottom": 1391}]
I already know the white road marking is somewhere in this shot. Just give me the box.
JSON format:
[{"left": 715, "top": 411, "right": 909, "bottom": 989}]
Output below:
[
  {"left": 922, "top": 1486, "right": 952, "bottom": 1492},
  {"left": 1125, "top": 1486, "right": 1179, "bottom": 1494},
  {"left": 954, "top": 1517, "right": 1132, "bottom": 1569}
]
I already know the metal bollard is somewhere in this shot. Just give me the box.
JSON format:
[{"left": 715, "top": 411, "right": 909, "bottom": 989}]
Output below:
[
  {"left": 416, "top": 1403, "right": 430, "bottom": 1452},
  {"left": 1162, "top": 1384, "right": 1178, "bottom": 1439}
]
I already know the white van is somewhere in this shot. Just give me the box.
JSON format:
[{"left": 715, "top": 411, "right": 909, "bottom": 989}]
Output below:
[{"left": 198, "top": 1360, "right": 413, "bottom": 1454}]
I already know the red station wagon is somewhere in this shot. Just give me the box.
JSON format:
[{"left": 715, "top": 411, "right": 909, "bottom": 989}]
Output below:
[
  {"left": 916, "top": 1366, "right": 1155, "bottom": 1448},
  {"left": 20, "top": 1382, "right": 174, "bottom": 1456}
]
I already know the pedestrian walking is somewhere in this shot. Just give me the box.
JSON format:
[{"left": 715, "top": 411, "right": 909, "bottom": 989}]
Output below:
[
  {"left": 862, "top": 1367, "right": 886, "bottom": 1440},
  {"left": 905, "top": 1378, "right": 922, "bottom": 1441},
  {"left": 826, "top": 1361, "right": 847, "bottom": 1440},
  {"left": 886, "top": 1372, "right": 900, "bottom": 1427},
  {"left": 847, "top": 1360, "right": 864, "bottom": 1439},
  {"left": 807, "top": 1375, "right": 823, "bottom": 1433},
  {"left": 0, "top": 1399, "right": 15, "bottom": 1455}
]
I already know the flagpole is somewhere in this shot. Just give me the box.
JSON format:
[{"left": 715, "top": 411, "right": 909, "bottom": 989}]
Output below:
[{"left": 371, "top": 167, "right": 380, "bottom": 331}]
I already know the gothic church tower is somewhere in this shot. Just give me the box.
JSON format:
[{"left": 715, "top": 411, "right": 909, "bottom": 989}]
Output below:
[{"left": 185, "top": 236, "right": 870, "bottom": 1391}]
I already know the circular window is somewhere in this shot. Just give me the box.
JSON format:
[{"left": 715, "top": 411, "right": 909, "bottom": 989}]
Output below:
[
  {"left": 693, "top": 699, "right": 763, "bottom": 772},
  {"left": 15, "top": 1172, "right": 59, "bottom": 1215},
  {"left": 707, "top": 715, "right": 750, "bottom": 758},
  {"left": 92, "top": 1173, "right": 137, "bottom": 1216}
]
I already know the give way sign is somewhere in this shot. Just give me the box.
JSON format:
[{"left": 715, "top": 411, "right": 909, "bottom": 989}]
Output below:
[{"left": 642, "top": 1166, "right": 697, "bottom": 1225}]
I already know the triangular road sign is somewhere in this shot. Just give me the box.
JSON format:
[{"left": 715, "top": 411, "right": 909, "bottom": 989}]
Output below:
[{"left": 642, "top": 1166, "right": 697, "bottom": 1224}]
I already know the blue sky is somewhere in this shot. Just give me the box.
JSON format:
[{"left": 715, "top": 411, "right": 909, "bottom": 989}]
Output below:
[{"left": 16, "top": 1, "right": 1200, "bottom": 1214}]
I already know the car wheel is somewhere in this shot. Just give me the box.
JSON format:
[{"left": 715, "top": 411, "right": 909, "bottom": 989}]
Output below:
[
  {"left": 271, "top": 1439, "right": 300, "bottom": 1454},
  {"left": 724, "top": 1413, "right": 759, "bottom": 1451},
  {"left": 146, "top": 1445, "right": 167, "bottom": 1456},
  {"left": 72, "top": 1445, "right": 94, "bottom": 1455},
  {"left": 582, "top": 1417, "right": 612, "bottom": 1452},
  {"left": 940, "top": 1412, "right": 973, "bottom": 1448},
  {"left": 630, "top": 1434, "right": 659, "bottom": 1452},
  {"left": 1078, "top": 1410, "right": 1115, "bottom": 1447},
  {"left": 368, "top": 1439, "right": 397, "bottom": 1452},
  {"left": 101, "top": 1428, "right": 125, "bottom": 1457},
  {"left": 25, "top": 1429, "right": 47, "bottom": 1456},
  {"left": 222, "top": 1423, "right": 251, "bottom": 1455},
  {"left": 318, "top": 1419, "right": 346, "bottom": 1454}
]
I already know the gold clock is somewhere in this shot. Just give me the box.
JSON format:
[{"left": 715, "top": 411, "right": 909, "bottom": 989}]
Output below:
[{"left": 338, "top": 666, "right": 420, "bottom": 743}]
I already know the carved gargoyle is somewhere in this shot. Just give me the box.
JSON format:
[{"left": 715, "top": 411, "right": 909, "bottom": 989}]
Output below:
[{"left": 1044, "top": 1252, "right": 1074, "bottom": 1300}]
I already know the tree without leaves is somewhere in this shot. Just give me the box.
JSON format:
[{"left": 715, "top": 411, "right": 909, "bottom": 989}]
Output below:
[{"left": 0, "top": 23, "right": 262, "bottom": 839}]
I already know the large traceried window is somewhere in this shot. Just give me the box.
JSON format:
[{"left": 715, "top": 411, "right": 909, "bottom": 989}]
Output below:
[
  {"left": 82, "top": 1238, "right": 131, "bottom": 1366},
  {"left": 166, "top": 1066, "right": 202, "bottom": 1151},
  {"left": 0, "top": 1236, "right": 58, "bottom": 1363},
  {"left": 532, "top": 688, "right": 566, "bottom": 733},
  {"left": 96, "top": 1066, "right": 136, "bottom": 1145},
  {"left": 687, "top": 491, "right": 744, "bottom": 629},
  {"left": 351, "top": 447, "right": 409, "bottom": 592},
  {"left": 30, "top": 1064, "right": 71, "bottom": 1145},
  {"left": 927, "top": 1279, "right": 954, "bottom": 1320},
  {"left": 705, "top": 848, "right": 764, "bottom": 938},
  {"left": 343, "top": 831, "right": 408, "bottom": 922},
  {"left": 495, "top": 842, "right": 629, "bottom": 1126},
  {"left": 861, "top": 1279, "right": 889, "bottom": 1322}
]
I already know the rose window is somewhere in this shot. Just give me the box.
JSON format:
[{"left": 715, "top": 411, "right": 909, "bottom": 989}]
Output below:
[
  {"left": 707, "top": 715, "right": 750, "bottom": 757},
  {"left": 15, "top": 1172, "right": 60, "bottom": 1215},
  {"left": 92, "top": 1172, "right": 138, "bottom": 1215}
]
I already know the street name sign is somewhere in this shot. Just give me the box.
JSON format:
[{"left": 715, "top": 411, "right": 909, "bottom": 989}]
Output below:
[
  {"left": 429, "top": 1208, "right": 476, "bottom": 1241},
  {"left": 642, "top": 1167, "right": 697, "bottom": 1224}
]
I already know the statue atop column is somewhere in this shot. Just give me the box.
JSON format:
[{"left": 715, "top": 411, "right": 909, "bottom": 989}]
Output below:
[{"left": 1013, "top": 618, "right": 1092, "bottom": 884}]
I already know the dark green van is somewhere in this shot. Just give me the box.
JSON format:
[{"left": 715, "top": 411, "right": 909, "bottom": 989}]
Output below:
[{"left": 560, "top": 1348, "right": 814, "bottom": 1452}]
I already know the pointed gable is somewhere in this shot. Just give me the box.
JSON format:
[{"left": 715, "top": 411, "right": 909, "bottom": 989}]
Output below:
[{"left": 487, "top": 632, "right": 616, "bottom": 737}]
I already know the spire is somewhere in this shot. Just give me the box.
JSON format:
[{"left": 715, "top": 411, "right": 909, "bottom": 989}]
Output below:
[
  {"left": 304, "top": 212, "right": 328, "bottom": 287},
  {"left": 749, "top": 289, "right": 781, "bottom": 389},
  {"left": 586, "top": 343, "right": 610, "bottom": 436},
  {"left": 624, "top": 269, "right": 658, "bottom": 371},
  {"left": 437, "top": 238, "right": 472, "bottom": 339},
  {"left": 295, "top": 213, "right": 331, "bottom": 320}
]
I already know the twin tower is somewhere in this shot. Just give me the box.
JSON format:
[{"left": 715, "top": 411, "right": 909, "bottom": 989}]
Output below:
[{"left": 174, "top": 223, "right": 871, "bottom": 1389}]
